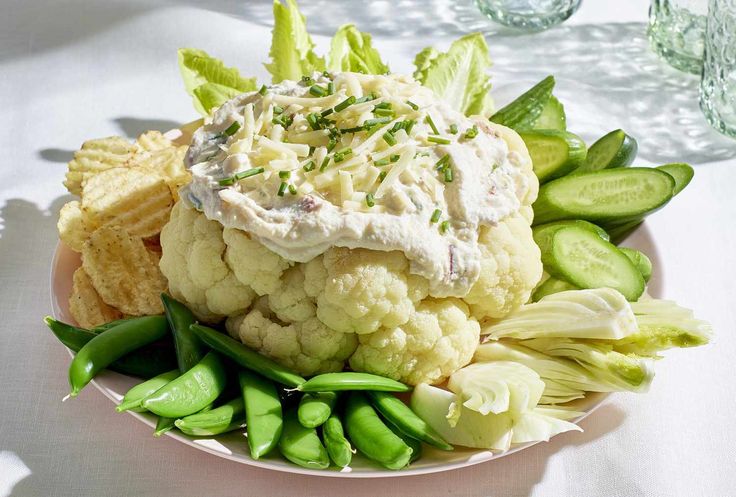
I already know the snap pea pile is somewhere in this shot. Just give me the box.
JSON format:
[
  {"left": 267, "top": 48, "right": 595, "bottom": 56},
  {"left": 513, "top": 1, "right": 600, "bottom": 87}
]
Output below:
[
  {"left": 492, "top": 75, "right": 694, "bottom": 303},
  {"left": 44, "top": 294, "right": 453, "bottom": 471}
]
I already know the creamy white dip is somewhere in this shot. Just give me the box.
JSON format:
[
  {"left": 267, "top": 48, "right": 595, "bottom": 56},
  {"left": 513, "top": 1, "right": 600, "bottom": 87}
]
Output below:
[{"left": 182, "top": 72, "right": 531, "bottom": 297}]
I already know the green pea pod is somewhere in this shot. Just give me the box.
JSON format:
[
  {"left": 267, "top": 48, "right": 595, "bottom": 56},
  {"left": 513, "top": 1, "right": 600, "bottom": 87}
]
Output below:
[
  {"left": 153, "top": 417, "right": 176, "bottom": 438},
  {"left": 278, "top": 408, "right": 330, "bottom": 470},
  {"left": 68, "top": 316, "right": 170, "bottom": 396},
  {"left": 161, "top": 294, "right": 206, "bottom": 373},
  {"left": 344, "top": 392, "right": 412, "bottom": 470},
  {"left": 322, "top": 414, "right": 353, "bottom": 468},
  {"left": 298, "top": 392, "right": 338, "bottom": 428},
  {"left": 190, "top": 324, "right": 305, "bottom": 387},
  {"left": 45, "top": 317, "right": 177, "bottom": 379},
  {"left": 141, "top": 351, "right": 227, "bottom": 418},
  {"left": 175, "top": 397, "right": 246, "bottom": 437},
  {"left": 385, "top": 419, "right": 422, "bottom": 463},
  {"left": 367, "top": 391, "right": 453, "bottom": 451},
  {"left": 297, "top": 373, "right": 410, "bottom": 393},
  {"left": 91, "top": 317, "right": 138, "bottom": 333},
  {"left": 240, "top": 370, "right": 283, "bottom": 459},
  {"left": 116, "top": 370, "right": 180, "bottom": 413}
]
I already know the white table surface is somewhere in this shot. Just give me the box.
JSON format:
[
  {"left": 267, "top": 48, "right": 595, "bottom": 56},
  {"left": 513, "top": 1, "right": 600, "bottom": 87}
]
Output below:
[{"left": 2, "top": 1, "right": 735, "bottom": 496}]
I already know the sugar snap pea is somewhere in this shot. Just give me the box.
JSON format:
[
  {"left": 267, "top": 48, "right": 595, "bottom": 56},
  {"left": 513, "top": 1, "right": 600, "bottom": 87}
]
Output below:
[
  {"left": 45, "top": 317, "right": 177, "bottom": 379},
  {"left": 240, "top": 370, "right": 283, "bottom": 459},
  {"left": 175, "top": 397, "right": 246, "bottom": 436},
  {"left": 161, "top": 294, "right": 206, "bottom": 373},
  {"left": 297, "top": 372, "right": 410, "bottom": 393},
  {"left": 154, "top": 417, "right": 176, "bottom": 437},
  {"left": 298, "top": 392, "right": 337, "bottom": 428},
  {"left": 366, "top": 391, "right": 453, "bottom": 451},
  {"left": 190, "top": 324, "right": 305, "bottom": 387},
  {"left": 68, "top": 316, "right": 170, "bottom": 396},
  {"left": 386, "top": 418, "right": 422, "bottom": 463},
  {"left": 345, "top": 392, "right": 412, "bottom": 470},
  {"left": 278, "top": 408, "right": 330, "bottom": 470},
  {"left": 116, "top": 369, "right": 180, "bottom": 413},
  {"left": 322, "top": 414, "right": 353, "bottom": 468},
  {"left": 141, "top": 351, "right": 227, "bottom": 418}
]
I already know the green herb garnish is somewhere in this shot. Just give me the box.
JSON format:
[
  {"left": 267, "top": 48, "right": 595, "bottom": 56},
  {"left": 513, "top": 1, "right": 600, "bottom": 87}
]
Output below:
[
  {"left": 224, "top": 121, "right": 241, "bottom": 136},
  {"left": 277, "top": 182, "right": 288, "bottom": 196},
  {"left": 425, "top": 115, "right": 439, "bottom": 135},
  {"left": 440, "top": 220, "right": 450, "bottom": 233},
  {"left": 428, "top": 135, "right": 450, "bottom": 145},
  {"left": 465, "top": 125, "right": 479, "bottom": 139},
  {"left": 382, "top": 131, "right": 397, "bottom": 146},
  {"left": 430, "top": 209, "right": 441, "bottom": 223},
  {"left": 303, "top": 161, "right": 316, "bottom": 172},
  {"left": 406, "top": 100, "right": 419, "bottom": 110},
  {"left": 365, "top": 193, "right": 375, "bottom": 207},
  {"left": 335, "top": 96, "right": 356, "bottom": 112},
  {"left": 449, "top": 124, "right": 458, "bottom": 134},
  {"left": 279, "top": 170, "right": 291, "bottom": 179},
  {"left": 309, "top": 85, "right": 327, "bottom": 97}
]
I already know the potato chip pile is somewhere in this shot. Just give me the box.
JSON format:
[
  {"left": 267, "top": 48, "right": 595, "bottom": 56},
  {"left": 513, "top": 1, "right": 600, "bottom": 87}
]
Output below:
[{"left": 59, "top": 131, "right": 190, "bottom": 328}]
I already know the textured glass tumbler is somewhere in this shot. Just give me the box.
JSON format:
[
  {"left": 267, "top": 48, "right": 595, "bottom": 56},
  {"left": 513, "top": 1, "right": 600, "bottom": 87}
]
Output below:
[
  {"left": 700, "top": 0, "right": 736, "bottom": 137},
  {"left": 474, "top": 0, "right": 582, "bottom": 31},
  {"left": 648, "top": 0, "right": 708, "bottom": 74}
]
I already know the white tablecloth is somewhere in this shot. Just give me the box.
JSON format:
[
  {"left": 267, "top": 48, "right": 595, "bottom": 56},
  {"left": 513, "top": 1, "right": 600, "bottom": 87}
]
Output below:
[{"left": 2, "top": 1, "right": 735, "bottom": 496}]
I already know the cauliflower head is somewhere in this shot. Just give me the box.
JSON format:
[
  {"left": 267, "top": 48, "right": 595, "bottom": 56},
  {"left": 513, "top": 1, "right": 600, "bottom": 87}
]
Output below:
[{"left": 349, "top": 298, "right": 481, "bottom": 385}]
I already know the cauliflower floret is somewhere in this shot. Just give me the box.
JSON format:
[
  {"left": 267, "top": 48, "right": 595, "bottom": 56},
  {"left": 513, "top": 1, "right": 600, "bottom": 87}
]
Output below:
[
  {"left": 463, "top": 213, "right": 543, "bottom": 320},
  {"left": 268, "top": 265, "right": 316, "bottom": 323},
  {"left": 227, "top": 309, "right": 357, "bottom": 375},
  {"left": 308, "top": 248, "right": 429, "bottom": 335},
  {"left": 160, "top": 202, "right": 255, "bottom": 322},
  {"left": 349, "top": 298, "right": 480, "bottom": 385},
  {"left": 223, "top": 228, "right": 291, "bottom": 295}
]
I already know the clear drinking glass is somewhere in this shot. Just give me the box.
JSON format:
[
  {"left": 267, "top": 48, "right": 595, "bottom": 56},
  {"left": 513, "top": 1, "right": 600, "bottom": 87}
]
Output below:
[
  {"left": 700, "top": 0, "right": 736, "bottom": 137},
  {"left": 648, "top": 0, "right": 708, "bottom": 74},
  {"left": 474, "top": 0, "right": 582, "bottom": 31}
]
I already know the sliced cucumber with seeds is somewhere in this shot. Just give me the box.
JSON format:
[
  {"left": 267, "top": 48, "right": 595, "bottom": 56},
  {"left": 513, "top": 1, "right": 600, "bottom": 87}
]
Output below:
[
  {"left": 657, "top": 163, "right": 694, "bottom": 196},
  {"left": 490, "top": 76, "right": 555, "bottom": 130},
  {"left": 533, "top": 219, "right": 609, "bottom": 255},
  {"left": 606, "top": 219, "right": 643, "bottom": 245},
  {"left": 619, "top": 247, "right": 653, "bottom": 282},
  {"left": 533, "top": 95, "right": 566, "bottom": 131},
  {"left": 577, "top": 129, "right": 637, "bottom": 173},
  {"left": 532, "top": 276, "right": 579, "bottom": 302},
  {"left": 520, "top": 130, "right": 587, "bottom": 183},
  {"left": 543, "top": 226, "right": 645, "bottom": 301},
  {"left": 532, "top": 167, "right": 676, "bottom": 226}
]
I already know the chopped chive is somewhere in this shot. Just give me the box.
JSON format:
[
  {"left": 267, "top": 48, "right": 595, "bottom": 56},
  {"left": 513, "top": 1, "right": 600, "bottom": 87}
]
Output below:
[
  {"left": 354, "top": 94, "right": 375, "bottom": 104},
  {"left": 449, "top": 124, "right": 458, "bottom": 134},
  {"left": 309, "top": 145, "right": 315, "bottom": 155},
  {"left": 321, "top": 108, "right": 334, "bottom": 117},
  {"left": 327, "top": 125, "right": 341, "bottom": 138},
  {"left": 340, "top": 126, "right": 365, "bottom": 134},
  {"left": 301, "top": 75, "right": 315, "bottom": 86},
  {"left": 365, "top": 193, "right": 375, "bottom": 207},
  {"left": 378, "top": 170, "right": 388, "bottom": 182},
  {"left": 277, "top": 182, "right": 288, "bottom": 196},
  {"left": 374, "top": 157, "right": 390, "bottom": 167},
  {"left": 218, "top": 177, "right": 235, "bottom": 186},
  {"left": 322, "top": 71, "right": 331, "bottom": 78},
  {"left": 273, "top": 106, "right": 284, "bottom": 115},
  {"left": 306, "top": 113, "right": 321, "bottom": 130},
  {"left": 374, "top": 102, "right": 392, "bottom": 110},
  {"left": 278, "top": 170, "right": 291, "bottom": 179},
  {"left": 320, "top": 155, "right": 331, "bottom": 172},
  {"left": 440, "top": 220, "right": 450, "bottom": 233},
  {"left": 465, "top": 125, "right": 479, "bottom": 139},
  {"left": 234, "top": 167, "right": 265, "bottom": 180},
  {"left": 258, "top": 85, "right": 267, "bottom": 95},
  {"left": 334, "top": 152, "right": 345, "bottom": 163},
  {"left": 224, "top": 121, "right": 241, "bottom": 136},
  {"left": 289, "top": 184, "right": 298, "bottom": 195},
  {"left": 435, "top": 154, "right": 450, "bottom": 170},
  {"left": 425, "top": 115, "right": 439, "bottom": 135},
  {"left": 272, "top": 114, "right": 293, "bottom": 127},
  {"left": 430, "top": 209, "right": 441, "bottom": 223},
  {"left": 364, "top": 117, "right": 392, "bottom": 128},
  {"left": 390, "top": 154, "right": 400, "bottom": 162},
  {"left": 382, "top": 131, "right": 397, "bottom": 146},
  {"left": 335, "top": 96, "right": 356, "bottom": 112},
  {"left": 303, "top": 160, "right": 316, "bottom": 172},
  {"left": 428, "top": 135, "right": 451, "bottom": 145},
  {"left": 327, "top": 82, "right": 335, "bottom": 95},
  {"left": 327, "top": 138, "right": 337, "bottom": 152},
  {"left": 443, "top": 167, "right": 454, "bottom": 182},
  {"left": 374, "top": 107, "right": 395, "bottom": 117},
  {"left": 404, "top": 120, "right": 416, "bottom": 134},
  {"left": 309, "top": 85, "right": 327, "bottom": 97},
  {"left": 406, "top": 100, "right": 419, "bottom": 110}
]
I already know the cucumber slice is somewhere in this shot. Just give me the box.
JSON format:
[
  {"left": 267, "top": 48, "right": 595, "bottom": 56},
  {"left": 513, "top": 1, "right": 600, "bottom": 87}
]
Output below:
[
  {"left": 606, "top": 219, "right": 643, "bottom": 245},
  {"left": 544, "top": 226, "right": 645, "bottom": 301},
  {"left": 619, "top": 247, "right": 652, "bottom": 282},
  {"left": 531, "top": 276, "right": 579, "bottom": 302},
  {"left": 577, "top": 129, "right": 637, "bottom": 173},
  {"left": 520, "top": 130, "right": 587, "bottom": 183},
  {"left": 533, "top": 220, "right": 609, "bottom": 255},
  {"left": 532, "top": 167, "right": 676, "bottom": 226},
  {"left": 656, "top": 163, "right": 693, "bottom": 196},
  {"left": 490, "top": 76, "right": 554, "bottom": 130},
  {"left": 533, "top": 95, "right": 566, "bottom": 131}
]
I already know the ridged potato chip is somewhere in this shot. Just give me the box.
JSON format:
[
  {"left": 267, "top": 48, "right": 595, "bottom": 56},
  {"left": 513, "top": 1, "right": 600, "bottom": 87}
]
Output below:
[
  {"left": 69, "top": 267, "right": 123, "bottom": 328},
  {"left": 57, "top": 201, "right": 90, "bottom": 252},
  {"left": 129, "top": 146, "right": 190, "bottom": 200},
  {"left": 81, "top": 166, "right": 173, "bottom": 238},
  {"left": 82, "top": 225, "right": 166, "bottom": 315},
  {"left": 64, "top": 137, "right": 137, "bottom": 195},
  {"left": 134, "top": 130, "right": 173, "bottom": 152}
]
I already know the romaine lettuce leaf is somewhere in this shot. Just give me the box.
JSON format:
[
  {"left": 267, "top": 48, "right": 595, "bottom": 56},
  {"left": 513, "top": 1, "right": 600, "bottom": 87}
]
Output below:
[
  {"left": 265, "top": 0, "right": 325, "bottom": 83},
  {"left": 412, "top": 33, "right": 494, "bottom": 117},
  {"left": 178, "top": 48, "right": 257, "bottom": 115},
  {"left": 328, "top": 24, "right": 388, "bottom": 74}
]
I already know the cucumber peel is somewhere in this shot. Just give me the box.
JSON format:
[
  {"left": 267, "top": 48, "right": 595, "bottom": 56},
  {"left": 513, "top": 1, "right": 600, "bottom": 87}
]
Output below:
[
  {"left": 520, "top": 129, "right": 587, "bottom": 183},
  {"left": 577, "top": 129, "right": 637, "bottom": 173},
  {"left": 532, "top": 276, "right": 579, "bottom": 302},
  {"left": 490, "top": 75, "right": 554, "bottom": 130},
  {"left": 656, "top": 163, "right": 694, "bottom": 196},
  {"left": 533, "top": 95, "right": 566, "bottom": 131},
  {"left": 619, "top": 247, "right": 653, "bottom": 282}
]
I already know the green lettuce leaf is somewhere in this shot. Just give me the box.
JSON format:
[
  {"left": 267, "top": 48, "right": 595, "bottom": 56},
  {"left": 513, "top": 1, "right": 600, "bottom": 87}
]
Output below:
[
  {"left": 328, "top": 24, "right": 388, "bottom": 74},
  {"left": 265, "top": 0, "right": 325, "bottom": 83},
  {"left": 412, "top": 33, "right": 494, "bottom": 117},
  {"left": 178, "top": 48, "right": 256, "bottom": 115}
]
